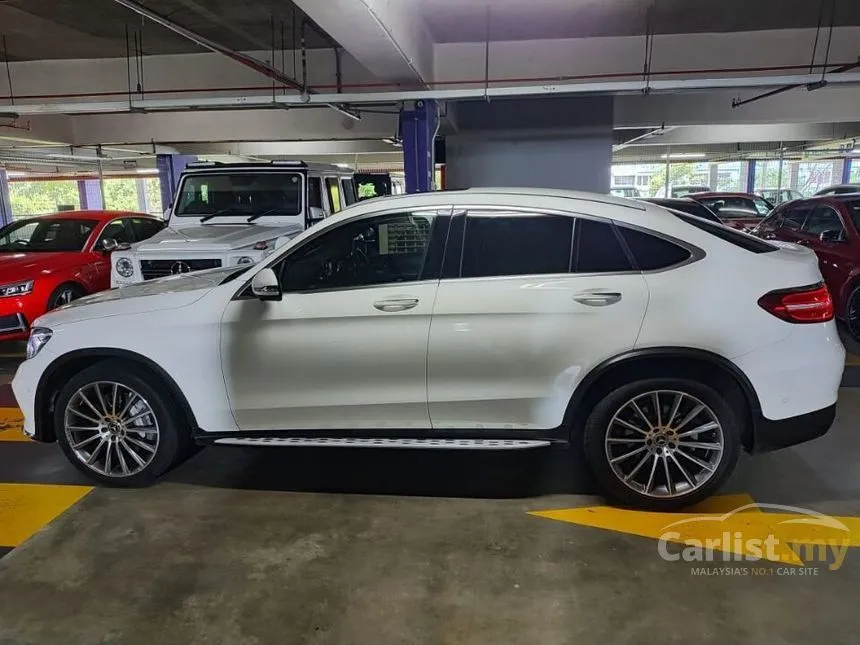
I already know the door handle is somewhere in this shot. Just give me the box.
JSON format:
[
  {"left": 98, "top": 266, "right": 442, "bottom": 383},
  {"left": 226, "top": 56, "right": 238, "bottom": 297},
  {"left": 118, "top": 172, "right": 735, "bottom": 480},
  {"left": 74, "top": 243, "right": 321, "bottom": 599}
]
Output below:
[
  {"left": 373, "top": 298, "right": 419, "bottom": 312},
  {"left": 573, "top": 290, "right": 622, "bottom": 307}
]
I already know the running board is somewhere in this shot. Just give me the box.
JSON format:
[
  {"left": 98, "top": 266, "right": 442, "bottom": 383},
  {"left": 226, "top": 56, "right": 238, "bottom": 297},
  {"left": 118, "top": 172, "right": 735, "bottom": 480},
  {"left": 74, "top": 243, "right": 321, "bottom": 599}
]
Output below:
[{"left": 212, "top": 437, "right": 551, "bottom": 450}]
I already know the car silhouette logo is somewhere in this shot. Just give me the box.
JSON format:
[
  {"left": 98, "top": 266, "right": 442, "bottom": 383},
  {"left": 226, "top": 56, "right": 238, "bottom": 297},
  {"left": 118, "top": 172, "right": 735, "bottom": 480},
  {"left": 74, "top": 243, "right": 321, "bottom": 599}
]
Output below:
[{"left": 170, "top": 262, "right": 192, "bottom": 275}]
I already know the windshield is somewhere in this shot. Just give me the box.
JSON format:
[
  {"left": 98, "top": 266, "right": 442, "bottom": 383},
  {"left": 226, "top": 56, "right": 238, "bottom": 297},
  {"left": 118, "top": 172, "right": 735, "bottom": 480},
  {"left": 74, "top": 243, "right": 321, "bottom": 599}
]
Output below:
[
  {"left": 0, "top": 218, "right": 96, "bottom": 252},
  {"left": 174, "top": 172, "right": 303, "bottom": 218},
  {"left": 697, "top": 196, "right": 771, "bottom": 219}
]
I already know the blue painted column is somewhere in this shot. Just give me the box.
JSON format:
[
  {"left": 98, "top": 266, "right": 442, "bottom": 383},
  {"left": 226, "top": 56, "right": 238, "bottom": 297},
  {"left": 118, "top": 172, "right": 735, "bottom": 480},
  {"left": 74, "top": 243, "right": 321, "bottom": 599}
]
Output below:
[
  {"left": 401, "top": 99, "right": 438, "bottom": 193},
  {"left": 746, "top": 160, "right": 757, "bottom": 193},
  {"left": 156, "top": 154, "right": 197, "bottom": 211},
  {"left": 0, "top": 169, "right": 11, "bottom": 225},
  {"left": 77, "top": 180, "right": 104, "bottom": 210},
  {"left": 842, "top": 158, "right": 853, "bottom": 184}
]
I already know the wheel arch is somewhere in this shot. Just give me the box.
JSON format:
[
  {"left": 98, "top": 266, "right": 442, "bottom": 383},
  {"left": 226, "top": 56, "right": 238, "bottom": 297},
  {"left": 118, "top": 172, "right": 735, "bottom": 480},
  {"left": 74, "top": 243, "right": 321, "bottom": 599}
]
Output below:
[
  {"left": 564, "top": 347, "right": 761, "bottom": 452},
  {"left": 33, "top": 348, "right": 198, "bottom": 443}
]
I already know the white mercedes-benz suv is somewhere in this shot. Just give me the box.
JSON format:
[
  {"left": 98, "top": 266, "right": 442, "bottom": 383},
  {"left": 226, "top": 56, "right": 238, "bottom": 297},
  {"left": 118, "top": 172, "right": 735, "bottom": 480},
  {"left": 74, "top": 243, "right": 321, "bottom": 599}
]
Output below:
[{"left": 12, "top": 189, "right": 844, "bottom": 510}]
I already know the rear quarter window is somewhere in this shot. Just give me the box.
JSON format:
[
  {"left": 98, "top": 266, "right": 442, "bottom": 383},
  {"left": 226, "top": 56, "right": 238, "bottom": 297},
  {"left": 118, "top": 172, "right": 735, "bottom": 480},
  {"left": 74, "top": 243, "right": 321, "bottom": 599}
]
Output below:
[{"left": 618, "top": 226, "right": 692, "bottom": 270}]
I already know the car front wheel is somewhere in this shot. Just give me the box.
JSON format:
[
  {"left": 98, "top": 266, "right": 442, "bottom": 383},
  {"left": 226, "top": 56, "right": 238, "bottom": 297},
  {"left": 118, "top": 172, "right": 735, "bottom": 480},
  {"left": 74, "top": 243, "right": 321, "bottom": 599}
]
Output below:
[
  {"left": 583, "top": 378, "right": 741, "bottom": 511},
  {"left": 54, "top": 361, "right": 189, "bottom": 486}
]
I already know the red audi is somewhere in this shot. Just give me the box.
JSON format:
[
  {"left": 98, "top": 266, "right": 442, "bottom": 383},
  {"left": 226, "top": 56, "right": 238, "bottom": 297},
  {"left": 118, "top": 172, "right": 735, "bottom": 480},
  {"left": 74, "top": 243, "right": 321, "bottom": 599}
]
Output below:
[
  {"left": 688, "top": 192, "right": 775, "bottom": 231},
  {"left": 0, "top": 210, "right": 164, "bottom": 341}
]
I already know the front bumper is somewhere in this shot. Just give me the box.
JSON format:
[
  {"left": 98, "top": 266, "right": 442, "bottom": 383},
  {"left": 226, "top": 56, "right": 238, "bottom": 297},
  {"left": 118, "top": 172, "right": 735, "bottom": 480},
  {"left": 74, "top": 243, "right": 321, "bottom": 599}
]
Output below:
[
  {"left": 750, "top": 403, "right": 836, "bottom": 453},
  {"left": 11, "top": 355, "right": 40, "bottom": 440}
]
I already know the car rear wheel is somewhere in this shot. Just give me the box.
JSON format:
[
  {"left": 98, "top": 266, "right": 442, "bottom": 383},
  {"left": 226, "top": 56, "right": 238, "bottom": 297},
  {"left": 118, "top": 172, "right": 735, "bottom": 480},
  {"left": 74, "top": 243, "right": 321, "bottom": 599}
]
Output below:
[
  {"left": 54, "top": 360, "right": 190, "bottom": 486},
  {"left": 47, "top": 283, "right": 85, "bottom": 310},
  {"left": 583, "top": 378, "right": 741, "bottom": 511}
]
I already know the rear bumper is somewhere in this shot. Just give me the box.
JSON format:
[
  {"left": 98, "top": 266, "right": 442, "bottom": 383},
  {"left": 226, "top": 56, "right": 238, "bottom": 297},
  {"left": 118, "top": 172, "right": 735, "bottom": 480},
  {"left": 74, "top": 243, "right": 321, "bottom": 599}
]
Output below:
[{"left": 751, "top": 403, "right": 836, "bottom": 453}]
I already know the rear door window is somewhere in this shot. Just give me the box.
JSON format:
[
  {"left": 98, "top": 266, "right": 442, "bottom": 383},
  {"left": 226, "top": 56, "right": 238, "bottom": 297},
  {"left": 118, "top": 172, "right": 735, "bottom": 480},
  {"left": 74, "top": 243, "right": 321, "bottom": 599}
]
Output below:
[
  {"left": 801, "top": 206, "right": 846, "bottom": 238},
  {"left": 574, "top": 219, "right": 633, "bottom": 272},
  {"left": 341, "top": 178, "right": 357, "bottom": 206},
  {"left": 461, "top": 212, "right": 573, "bottom": 278}
]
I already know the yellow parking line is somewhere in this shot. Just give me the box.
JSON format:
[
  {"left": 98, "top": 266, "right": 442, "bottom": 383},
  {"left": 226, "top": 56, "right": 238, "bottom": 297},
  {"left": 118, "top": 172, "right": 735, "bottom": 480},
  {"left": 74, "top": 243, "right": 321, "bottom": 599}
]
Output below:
[
  {"left": 0, "top": 483, "right": 93, "bottom": 547},
  {"left": 0, "top": 407, "right": 27, "bottom": 442}
]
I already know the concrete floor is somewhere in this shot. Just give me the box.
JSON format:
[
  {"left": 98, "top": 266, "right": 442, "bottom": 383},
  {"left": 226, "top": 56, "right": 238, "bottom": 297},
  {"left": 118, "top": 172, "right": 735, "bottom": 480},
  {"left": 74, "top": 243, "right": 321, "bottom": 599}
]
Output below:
[{"left": 1, "top": 364, "right": 859, "bottom": 643}]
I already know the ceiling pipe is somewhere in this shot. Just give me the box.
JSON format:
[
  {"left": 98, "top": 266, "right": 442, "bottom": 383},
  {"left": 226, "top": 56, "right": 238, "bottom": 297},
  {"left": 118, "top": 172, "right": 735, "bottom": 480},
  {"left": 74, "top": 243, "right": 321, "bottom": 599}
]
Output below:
[
  {"left": 110, "top": 0, "right": 360, "bottom": 120},
  {"left": 732, "top": 60, "right": 860, "bottom": 108}
]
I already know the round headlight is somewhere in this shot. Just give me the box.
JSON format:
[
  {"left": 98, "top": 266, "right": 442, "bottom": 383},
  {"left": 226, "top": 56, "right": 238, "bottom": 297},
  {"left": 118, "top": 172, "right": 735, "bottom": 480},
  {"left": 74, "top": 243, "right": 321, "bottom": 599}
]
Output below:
[
  {"left": 115, "top": 257, "right": 134, "bottom": 278},
  {"left": 236, "top": 256, "right": 254, "bottom": 265}
]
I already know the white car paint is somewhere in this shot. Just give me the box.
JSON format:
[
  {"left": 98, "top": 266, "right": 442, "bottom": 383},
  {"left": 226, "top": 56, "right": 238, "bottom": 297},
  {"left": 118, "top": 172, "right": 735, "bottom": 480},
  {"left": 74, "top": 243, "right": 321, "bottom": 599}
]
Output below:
[{"left": 14, "top": 188, "right": 844, "bottom": 449}]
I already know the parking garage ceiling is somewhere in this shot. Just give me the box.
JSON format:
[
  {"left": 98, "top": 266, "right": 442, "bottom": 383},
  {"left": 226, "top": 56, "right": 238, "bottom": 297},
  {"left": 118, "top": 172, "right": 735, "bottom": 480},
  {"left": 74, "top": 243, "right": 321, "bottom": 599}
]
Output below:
[
  {"left": 422, "top": 0, "right": 860, "bottom": 41},
  {"left": 0, "top": 0, "right": 333, "bottom": 61}
]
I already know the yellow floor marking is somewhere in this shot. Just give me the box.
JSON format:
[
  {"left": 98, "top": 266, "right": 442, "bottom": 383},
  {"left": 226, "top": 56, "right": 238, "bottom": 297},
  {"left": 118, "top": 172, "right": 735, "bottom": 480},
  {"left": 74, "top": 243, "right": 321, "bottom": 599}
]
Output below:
[
  {"left": 0, "top": 407, "right": 27, "bottom": 442},
  {"left": 530, "top": 494, "right": 860, "bottom": 569},
  {"left": 0, "top": 483, "right": 93, "bottom": 547},
  {"left": 846, "top": 353, "right": 860, "bottom": 366}
]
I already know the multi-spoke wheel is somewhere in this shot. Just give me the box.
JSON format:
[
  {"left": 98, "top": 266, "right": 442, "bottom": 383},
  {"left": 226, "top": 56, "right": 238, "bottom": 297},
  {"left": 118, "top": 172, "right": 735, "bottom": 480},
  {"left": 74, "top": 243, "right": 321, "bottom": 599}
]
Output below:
[
  {"left": 55, "top": 361, "right": 189, "bottom": 486},
  {"left": 584, "top": 378, "right": 740, "bottom": 511},
  {"left": 846, "top": 286, "right": 860, "bottom": 342}
]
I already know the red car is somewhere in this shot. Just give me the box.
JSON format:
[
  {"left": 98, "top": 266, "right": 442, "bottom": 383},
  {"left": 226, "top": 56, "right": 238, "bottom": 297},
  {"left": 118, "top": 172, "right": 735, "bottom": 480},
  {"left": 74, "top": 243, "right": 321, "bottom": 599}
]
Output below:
[
  {"left": 688, "top": 192, "right": 775, "bottom": 231},
  {"left": 752, "top": 194, "right": 860, "bottom": 339},
  {"left": 0, "top": 210, "right": 164, "bottom": 341}
]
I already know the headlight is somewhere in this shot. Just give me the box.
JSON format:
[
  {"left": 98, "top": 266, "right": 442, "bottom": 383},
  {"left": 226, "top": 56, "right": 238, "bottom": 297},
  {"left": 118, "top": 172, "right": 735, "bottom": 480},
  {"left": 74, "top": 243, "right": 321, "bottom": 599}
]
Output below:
[
  {"left": 26, "top": 327, "right": 52, "bottom": 360},
  {"left": 236, "top": 256, "right": 254, "bottom": 265},
  {"left": 0, "top": 280, "right": 34, "bottom": 298},
  {"left": 115, "top": 257, "right": 134, "bottom": 278}
]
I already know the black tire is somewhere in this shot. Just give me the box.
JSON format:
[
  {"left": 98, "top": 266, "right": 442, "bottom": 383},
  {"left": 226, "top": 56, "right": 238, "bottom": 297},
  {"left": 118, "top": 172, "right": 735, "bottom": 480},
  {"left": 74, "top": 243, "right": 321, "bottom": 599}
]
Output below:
[
  {"left": 54, "top": 360, "right": 191, "bottom": 487},
  {"left": 47, "top": 283, "right": 85, "bottom": 310},
  {"left": 583, "top": 378, "right": 741, "bottom": 511},
  {"left": 846, "top": 285, "right": 860, "bottom": 343}
]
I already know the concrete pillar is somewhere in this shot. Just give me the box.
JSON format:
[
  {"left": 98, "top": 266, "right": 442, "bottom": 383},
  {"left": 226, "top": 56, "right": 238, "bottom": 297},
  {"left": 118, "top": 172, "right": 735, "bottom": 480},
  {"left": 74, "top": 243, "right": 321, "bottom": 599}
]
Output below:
[
  {"left": 77, "top": 179, "right": 104, "bottom": 210},
  {"left": 840, "top": 158, "right": 851, "bottom": 184},
  {"left": 401, "top": 99, "right": 438, "bottom": 194},
  {"left": 156, "top": 154, "right": 197, "bottom": 212},
  {"left": 445, "top": 97, "right": 613, "bottom": 193},
  {"left": 789, "top": 162, "right": 800, "bottom": 190},
  {"left": 708, "top": 163, "right": 719, "bottom": 191},
  {"left": 0, "top": 169, "right": 11, "bottom": 225},
  {"left": 135, "top": 178, "right": 150, "bottom": 213}
]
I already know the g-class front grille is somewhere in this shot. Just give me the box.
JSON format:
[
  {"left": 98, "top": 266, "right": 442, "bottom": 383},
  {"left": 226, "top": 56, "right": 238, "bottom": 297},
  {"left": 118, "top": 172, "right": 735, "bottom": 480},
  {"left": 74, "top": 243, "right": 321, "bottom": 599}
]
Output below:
[{"left": 140, "top": 259, "right": 222, "bottom": 280}]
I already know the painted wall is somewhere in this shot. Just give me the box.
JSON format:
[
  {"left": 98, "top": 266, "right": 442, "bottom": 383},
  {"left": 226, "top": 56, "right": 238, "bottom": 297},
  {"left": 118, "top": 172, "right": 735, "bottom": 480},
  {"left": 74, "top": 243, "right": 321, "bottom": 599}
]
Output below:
[{"left": 445, "top": 97, "right": 612, "bottom": 193}]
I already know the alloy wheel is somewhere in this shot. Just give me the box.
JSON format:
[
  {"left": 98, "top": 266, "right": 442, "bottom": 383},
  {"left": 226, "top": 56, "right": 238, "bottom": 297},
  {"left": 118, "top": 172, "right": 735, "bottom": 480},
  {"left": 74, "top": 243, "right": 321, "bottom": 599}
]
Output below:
[
  {"left": 63, "top": 381, "right": 160, "bottom": 478},
  {"left": 604, "top": 390, "right": 724, "bottom": 499}
]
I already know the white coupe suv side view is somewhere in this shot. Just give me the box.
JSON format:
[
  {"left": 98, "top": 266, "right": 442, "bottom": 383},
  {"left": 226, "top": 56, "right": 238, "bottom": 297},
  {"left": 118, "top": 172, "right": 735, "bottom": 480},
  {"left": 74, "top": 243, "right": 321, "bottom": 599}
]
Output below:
[{"left": 12, "top": 189, "right": 844, "bottom": 510}]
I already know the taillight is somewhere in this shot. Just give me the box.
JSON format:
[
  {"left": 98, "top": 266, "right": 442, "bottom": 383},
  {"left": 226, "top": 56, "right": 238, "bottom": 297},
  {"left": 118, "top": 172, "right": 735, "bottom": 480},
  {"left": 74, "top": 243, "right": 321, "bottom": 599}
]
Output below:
[{"left": 758, "top": 282, "right": 834, "bottom": 323}]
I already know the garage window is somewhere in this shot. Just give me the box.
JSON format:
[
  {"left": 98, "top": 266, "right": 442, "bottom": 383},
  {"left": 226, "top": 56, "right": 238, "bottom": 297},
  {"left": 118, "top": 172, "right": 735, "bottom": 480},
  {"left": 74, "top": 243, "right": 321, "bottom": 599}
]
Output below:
[
  {"left": 460, "top": 212, "right": 573, "bottom": 278},
  {"left": 618, "top": 226, "right": 692, "bottom": 270}
]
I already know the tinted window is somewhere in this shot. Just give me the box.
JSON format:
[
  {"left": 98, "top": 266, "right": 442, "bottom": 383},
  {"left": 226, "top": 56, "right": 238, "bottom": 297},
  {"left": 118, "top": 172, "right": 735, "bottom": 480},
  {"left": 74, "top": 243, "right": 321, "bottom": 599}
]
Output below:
[
  {"left": 802, "top": 207, "right": 845, "bottom": 236},
  {"left": 575, "top": 219, "right": 633, "bottom": 272},
  {"left": 98, "top": 219, "right": 136, "bottom": 245},
  {"left": 341, "top": 178, "right": 357, "bottom": 206},
  {"left": 131, "top": 218, "right": 164, "bottom": 241},
  {"left": 308, "top": 177, "right": 323, "bottom": 210},
  {"left": 782, "top": 206, "right": 811, "bottom": 231},
  {"left": 697, "top": 196, "right": 763, "bottom": 219},
  {"left": 673, "top": 212, "right": 776, "bottom": 253},
  {"left": 461, "top": 213, "right": 573, "bottom": 278},
  {"left": 619, "top": 227, "right": 691, "bottom": 270},
  {"left": 280, "top": 212, "right": 438, "bottom": 291},
  {"left": 846, "top": 200, "right": 860, "bottom": 231},
  {"left": 0, "top": 218, "right": 96, "bottom": 252}
]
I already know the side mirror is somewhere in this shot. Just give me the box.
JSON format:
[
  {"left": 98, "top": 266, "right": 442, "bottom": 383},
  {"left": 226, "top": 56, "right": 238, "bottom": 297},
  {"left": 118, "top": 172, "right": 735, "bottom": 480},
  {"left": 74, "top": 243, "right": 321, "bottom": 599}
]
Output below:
[
  {"left": 251, "top": 268, "right": 282, "bottom": 301},
  {"left": 308, "top": 206, "right": 325, "bottom": 222},
  {"left": 99, "top": 238, "right": 119, "bottom": 253},
  {"left": 820, "top": 230, "right": 844, "bottom": 243}
]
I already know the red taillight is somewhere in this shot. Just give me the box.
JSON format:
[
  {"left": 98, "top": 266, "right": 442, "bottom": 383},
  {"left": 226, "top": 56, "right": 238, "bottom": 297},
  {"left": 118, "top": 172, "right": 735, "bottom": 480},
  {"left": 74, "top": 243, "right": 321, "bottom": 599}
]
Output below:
[{"left": 758, "top": 283, "right": 834, "bottom": 323}]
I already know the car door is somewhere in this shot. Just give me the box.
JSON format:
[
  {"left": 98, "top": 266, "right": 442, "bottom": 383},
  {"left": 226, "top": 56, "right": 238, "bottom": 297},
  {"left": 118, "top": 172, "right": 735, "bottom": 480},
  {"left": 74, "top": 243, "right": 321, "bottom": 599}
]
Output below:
[
  {"left": 427, "top": 210, "right": 649, "bottom": 430},
  {"left": 221, "top": 208, "right": 450, "bottom": 431},
  {"left": 796, "top": 204, "right": 854, "bottom": 294},
  {"left": 84, "top": 217, "right": 138, "bottom": 290}
]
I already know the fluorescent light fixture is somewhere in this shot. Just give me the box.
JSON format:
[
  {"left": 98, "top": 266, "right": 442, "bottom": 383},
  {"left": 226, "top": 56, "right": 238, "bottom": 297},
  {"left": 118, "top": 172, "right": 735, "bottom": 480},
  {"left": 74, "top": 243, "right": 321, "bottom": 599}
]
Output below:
[
  {"left": 660, "top": 153, "right": 707, "bottom": 160},
  {"left": 336, "top": 163, "right": 351, "bottom": 169},
  {"left": 382, "top": 137, "right": 403, "bottom": 148}
]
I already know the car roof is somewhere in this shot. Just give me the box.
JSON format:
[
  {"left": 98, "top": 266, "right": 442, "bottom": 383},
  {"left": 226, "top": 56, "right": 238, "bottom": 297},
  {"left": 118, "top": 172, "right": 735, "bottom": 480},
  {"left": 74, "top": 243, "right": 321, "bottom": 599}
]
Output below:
[
  {"left": 688, "top": 192, "right": 758, "bottom": 199},
  {"left": 18, "top": 210, "right": 153, "bottom": 222}
]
